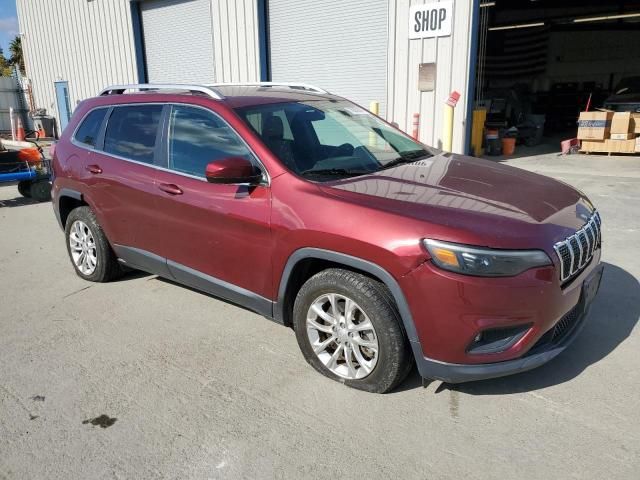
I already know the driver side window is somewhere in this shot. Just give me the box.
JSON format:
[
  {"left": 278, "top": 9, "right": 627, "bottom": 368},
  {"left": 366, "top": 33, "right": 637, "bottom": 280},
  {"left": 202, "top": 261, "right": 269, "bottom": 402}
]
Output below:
[{"left": 168, "top": 105, "right": 254, "bottom": 178}]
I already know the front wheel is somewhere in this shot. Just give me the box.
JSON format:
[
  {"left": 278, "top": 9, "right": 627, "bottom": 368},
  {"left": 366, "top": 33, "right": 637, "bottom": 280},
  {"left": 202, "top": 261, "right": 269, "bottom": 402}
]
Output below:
[{"left": 293, "top": 269, "right": 412, "bottom": 393}]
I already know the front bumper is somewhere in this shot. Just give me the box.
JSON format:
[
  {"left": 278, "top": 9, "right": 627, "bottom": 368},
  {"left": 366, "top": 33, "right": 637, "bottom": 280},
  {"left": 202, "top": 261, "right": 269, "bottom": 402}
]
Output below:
[{"left": 402, "top": 253, "right": 603, "bottom": 383}]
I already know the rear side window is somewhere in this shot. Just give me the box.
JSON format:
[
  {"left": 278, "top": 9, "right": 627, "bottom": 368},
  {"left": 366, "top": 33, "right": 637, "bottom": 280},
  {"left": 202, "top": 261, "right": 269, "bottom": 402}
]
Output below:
[
  {"left": 104, "top": 105, "right": 163, "bottom": 164},
  {"left": 167, "top": 105, "right": 254, "bottom": 177},
  {"left": 74, "top": 108, "right": 107, "bottom": 147}
]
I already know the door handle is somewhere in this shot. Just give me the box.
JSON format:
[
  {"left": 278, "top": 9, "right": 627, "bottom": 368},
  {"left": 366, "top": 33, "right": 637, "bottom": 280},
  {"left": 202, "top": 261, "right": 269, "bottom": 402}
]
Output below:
[
  {"left": 86, "top": 164, "right": 102, "bottom": 174},
  {"left": 158, "top": 183, "right": 183, "bottom": 195}
]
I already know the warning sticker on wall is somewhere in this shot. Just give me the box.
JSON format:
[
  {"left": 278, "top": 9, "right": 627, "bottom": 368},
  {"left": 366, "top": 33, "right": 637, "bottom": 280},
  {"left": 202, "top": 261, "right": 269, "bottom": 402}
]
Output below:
[{"left": 409, "top": 1, "right": 453, "bottom": 39}]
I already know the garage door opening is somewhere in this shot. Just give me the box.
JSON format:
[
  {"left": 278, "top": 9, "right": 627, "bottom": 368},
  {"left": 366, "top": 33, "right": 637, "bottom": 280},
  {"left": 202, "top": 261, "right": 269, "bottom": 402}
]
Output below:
[{"left": 472, "top": 0, "right": 640, "bottom": 158}]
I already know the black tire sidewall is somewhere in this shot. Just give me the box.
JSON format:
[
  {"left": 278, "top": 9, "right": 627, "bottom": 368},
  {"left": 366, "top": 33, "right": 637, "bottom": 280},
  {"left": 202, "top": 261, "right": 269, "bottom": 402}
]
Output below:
[
  {"left": 30, "top": 180, "right": 51, "bottom": 202},
  {"left": 293, "top": 269, "right": 410, "bottom": 393},
  {"left": 64, "top": 206, "right": 117, "bottom": 282},
  {"left": 17, "top": 181, "right": 32, "bottom": 198}
]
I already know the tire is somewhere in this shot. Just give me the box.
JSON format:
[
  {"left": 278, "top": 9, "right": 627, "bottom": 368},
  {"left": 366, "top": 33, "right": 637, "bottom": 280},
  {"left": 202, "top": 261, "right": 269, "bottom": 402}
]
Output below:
[
  {"left": 30, "top": 180, "right": 51, "bottom": 202},
  {"left": 65, "top": 206, "right": 122, "bottom": 282},
  {"left": 293, "top": 268, "right": 412, "bottom": 393},
  {"left": 17, "top": 181, "right": 32, "bottom": 198}
]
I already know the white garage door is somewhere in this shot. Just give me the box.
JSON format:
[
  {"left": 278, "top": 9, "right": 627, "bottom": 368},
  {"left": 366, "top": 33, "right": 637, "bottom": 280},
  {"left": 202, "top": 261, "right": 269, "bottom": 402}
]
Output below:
[
  {"left": 141, "top": 0, "right": 215, "bottom": 83},
  {"left": 268, "top": 0, "right": 388, "bottom": 116}
]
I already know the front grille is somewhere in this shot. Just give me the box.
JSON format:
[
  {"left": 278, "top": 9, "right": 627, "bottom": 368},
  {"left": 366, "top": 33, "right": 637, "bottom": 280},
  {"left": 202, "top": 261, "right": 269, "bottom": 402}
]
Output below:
[{"left": 553, "top": 211, "right": 601, "bottom": 282}]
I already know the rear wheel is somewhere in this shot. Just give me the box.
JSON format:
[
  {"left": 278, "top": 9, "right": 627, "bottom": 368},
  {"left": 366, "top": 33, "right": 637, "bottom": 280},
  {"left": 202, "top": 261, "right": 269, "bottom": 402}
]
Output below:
[
  {"left": 65, "top": 206, "right": 122, "bottom": 282},
  {"left": 293, "top": 268, "right": 412, "bottom": 393},
  {"left": 17, "top": 180, "right": 32, "bottom": 198}
]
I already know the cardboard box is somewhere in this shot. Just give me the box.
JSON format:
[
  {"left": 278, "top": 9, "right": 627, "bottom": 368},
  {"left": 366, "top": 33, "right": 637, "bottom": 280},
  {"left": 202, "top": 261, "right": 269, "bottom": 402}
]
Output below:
[
  {"left": 606, "top": 139, "right": 636, "bottom": 154},
  {"left": 580, "top": 140, "right": 608, "bottom": 152},
  {"left": 610, "top": 132, "right": 635, "bottom": 140},
  {"left": 632, "top": 113, "right": 640, "bottom": 134},
  {"left": 581, "top": 138, "right": 638, "bottom": 154},
  {"left": 611, "top": 112, "right": 632, "bottom": 134},
  {"left": 577, "top": 111, "right": 612, "bottom": 140}
]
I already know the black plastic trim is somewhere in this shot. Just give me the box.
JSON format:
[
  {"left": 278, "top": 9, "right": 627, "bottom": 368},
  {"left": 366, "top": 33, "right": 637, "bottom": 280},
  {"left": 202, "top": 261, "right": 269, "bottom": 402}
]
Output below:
[
  {"left": 112, "top": 244, "right": 272, "bottom": 318},
  {"left": 55, "top": 188, "right": 83, "bottom": 229},
  {"left": 166, "top": 259, "right": 272, "bottom": 317},
  {"left": 113, "top": 244, "right": 171, "bottom": 278}
]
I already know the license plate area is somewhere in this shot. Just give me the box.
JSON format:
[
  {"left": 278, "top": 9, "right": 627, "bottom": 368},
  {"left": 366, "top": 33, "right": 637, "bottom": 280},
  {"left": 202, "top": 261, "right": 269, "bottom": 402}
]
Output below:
[{"left": 582, "top": 265, "right": 603, "bottom": 307}]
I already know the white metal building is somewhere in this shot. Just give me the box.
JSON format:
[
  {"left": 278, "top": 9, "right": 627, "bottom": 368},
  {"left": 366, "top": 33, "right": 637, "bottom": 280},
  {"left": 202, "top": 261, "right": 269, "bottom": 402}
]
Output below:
[
  {"left": 16, "top": 0, "right": 640, "bottom": 154},
  {"left": 16, "top": 0, "right": 476, "bottom": 153}
]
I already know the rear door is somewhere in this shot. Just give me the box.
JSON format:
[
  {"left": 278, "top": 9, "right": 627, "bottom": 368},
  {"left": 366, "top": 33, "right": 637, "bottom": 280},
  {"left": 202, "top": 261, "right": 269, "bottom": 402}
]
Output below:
[
  {"left": 149, "top": 103, "right": 272, "bottom": 302},
  {"left": 84, "top": 103, "right": 170, "bottom": 274}
]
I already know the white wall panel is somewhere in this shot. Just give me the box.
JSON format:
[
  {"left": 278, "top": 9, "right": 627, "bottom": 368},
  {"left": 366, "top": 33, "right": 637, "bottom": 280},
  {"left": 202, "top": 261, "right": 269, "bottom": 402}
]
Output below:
[
  {"left": 16, "top": 0, "right": 138, "bottom": 131},
  {"left": 269, "top": 0, "right": 389, "bottom": 116},
  {"left": 388, "top": 0, "right": 477, "bottom": 153},
  {"left": 141, "top": 0, "right": 215, "bottom": 83}
]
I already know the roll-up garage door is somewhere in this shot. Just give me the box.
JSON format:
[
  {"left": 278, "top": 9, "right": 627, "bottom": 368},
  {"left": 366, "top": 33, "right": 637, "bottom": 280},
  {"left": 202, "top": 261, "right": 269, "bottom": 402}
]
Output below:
[
  {"left": 268, "top": 0, "right": 388, "bottom": 116},
  {"left": 141, "top": 0, "right": 215, "bottom": 83}
]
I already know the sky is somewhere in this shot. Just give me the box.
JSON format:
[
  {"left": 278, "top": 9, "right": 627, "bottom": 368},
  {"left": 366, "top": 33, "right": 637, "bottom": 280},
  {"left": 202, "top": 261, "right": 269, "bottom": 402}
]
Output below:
[{"left": 0, "top": 0, "right": 18, "bottom": 55}]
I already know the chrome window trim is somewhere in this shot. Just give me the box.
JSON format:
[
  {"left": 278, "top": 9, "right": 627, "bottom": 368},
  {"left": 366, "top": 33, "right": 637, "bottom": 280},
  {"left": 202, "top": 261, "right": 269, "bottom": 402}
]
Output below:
[
  {"left": 69, "top": 101, "right": 270, "bottom": 186},
  {"left": 70, "top": 106, "right": 110, "bottom": 151}
]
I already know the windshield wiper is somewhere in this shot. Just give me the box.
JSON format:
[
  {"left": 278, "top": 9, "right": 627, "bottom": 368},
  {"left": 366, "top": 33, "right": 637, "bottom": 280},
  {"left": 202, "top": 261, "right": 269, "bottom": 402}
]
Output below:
[
  {"left": 378, "top": 150, "right": 432, "bottom": 171},
  {"left": 300, "top": 168, "right": 371, "bottom": 177}
]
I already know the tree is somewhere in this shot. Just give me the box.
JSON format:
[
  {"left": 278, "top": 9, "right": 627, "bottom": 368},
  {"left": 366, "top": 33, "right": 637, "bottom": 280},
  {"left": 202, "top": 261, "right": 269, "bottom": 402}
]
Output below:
[
  {"left": 9, "top": 36, "right": 24, "bottom": 74},
  {"left": 0, "top": 47, "right": 13, "bottom": 77}
]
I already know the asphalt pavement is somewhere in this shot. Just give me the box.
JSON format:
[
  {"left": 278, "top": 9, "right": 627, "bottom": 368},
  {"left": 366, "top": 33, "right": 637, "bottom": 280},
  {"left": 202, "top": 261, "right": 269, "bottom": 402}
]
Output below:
[{"left": 1, "top": 153, "right": 638, "bottom": 479}]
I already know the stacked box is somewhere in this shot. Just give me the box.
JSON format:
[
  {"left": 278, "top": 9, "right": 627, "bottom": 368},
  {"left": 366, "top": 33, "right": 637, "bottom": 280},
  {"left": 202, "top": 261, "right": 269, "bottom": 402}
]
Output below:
[{"left": 579, "top": 111, "right": 639, "bottom": 154}]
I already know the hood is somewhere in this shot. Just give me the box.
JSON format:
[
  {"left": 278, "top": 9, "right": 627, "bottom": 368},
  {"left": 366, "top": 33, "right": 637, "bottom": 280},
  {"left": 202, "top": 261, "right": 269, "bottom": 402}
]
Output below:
[
  {"left": 318, "top": 153, "right": 594, "bottom": 248},
  {"left": 603, "top": 92, "right": 640, "bottom": 110}
]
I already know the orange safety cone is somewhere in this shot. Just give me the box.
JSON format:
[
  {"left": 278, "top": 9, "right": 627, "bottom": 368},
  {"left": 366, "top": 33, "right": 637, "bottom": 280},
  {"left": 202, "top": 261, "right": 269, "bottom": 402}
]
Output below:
[{"left": 16, "top": 116, "right": 26, "bottom": 141}]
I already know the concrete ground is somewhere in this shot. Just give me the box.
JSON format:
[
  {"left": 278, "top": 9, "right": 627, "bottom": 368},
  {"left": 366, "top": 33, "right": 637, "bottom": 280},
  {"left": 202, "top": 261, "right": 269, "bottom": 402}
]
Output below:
[{"left": 1, "top": 153, "right": 639, "bottom": 480}]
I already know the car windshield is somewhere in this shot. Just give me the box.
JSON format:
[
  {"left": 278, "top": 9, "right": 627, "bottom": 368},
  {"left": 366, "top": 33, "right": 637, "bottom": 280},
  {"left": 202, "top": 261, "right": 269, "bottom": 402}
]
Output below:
[
  {"left": 234, "top": 99, "right": 434, "bottom": 180},
  {"left": 614, "top": 76, "right": 640, "bottom": 95}
]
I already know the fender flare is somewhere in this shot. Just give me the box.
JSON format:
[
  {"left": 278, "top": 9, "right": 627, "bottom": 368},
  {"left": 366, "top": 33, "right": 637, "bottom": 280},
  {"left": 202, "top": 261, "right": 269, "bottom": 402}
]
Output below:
[
  {"left": 274, "top": 248, "right": 420, "bottom": 345},
  {"left": 55, "top": 188, "right": 84, "bottom": 229}
]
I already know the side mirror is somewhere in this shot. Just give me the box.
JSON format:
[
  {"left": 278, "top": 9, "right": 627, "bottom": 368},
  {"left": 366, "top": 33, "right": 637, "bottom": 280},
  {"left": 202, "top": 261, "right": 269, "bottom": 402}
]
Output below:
[{"left": 205, "top": 156, "right": 262, "bottom": 185}]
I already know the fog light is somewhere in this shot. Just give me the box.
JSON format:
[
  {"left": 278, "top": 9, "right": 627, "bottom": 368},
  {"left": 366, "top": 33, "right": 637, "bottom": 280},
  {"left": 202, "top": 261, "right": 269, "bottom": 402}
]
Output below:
[{"left": 467, "top": 324, "right": 531, "bottom": 355}]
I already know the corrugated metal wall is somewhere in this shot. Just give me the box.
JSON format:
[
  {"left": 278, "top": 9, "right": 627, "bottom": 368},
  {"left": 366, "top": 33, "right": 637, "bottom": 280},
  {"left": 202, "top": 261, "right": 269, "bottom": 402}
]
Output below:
[
  {"left": 210, "top": 0, "right": 261, "bottom": 82},
  {"left": 16, "top": 0, "right": 139, "bottom": 129},
  {"left": 268, "top": 0, "right": 388, "bottom": 116},
  {"left": 141, "top": 0, "right": 216, "bottom": 83},
  {"left": 16, "top": 0, "right": 261, "bottom": 131},
  {"left": 387, "top": 0, "right": 477, "bottom": 153}
]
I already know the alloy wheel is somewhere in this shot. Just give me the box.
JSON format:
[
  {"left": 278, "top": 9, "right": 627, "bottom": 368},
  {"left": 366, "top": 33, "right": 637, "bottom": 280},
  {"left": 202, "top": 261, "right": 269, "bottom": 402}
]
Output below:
[
  {"left": 306, "top": 293, "right": 379, "bottom": 379},
  {"left": 69, "top": 220, "right": 98, "bottom": 275}
]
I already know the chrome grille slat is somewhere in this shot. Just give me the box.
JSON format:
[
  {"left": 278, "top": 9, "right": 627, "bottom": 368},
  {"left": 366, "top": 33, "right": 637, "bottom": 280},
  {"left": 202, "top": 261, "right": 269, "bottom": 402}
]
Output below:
[{"left": 553, "top": 210, "right": 601, "bottom": 282}]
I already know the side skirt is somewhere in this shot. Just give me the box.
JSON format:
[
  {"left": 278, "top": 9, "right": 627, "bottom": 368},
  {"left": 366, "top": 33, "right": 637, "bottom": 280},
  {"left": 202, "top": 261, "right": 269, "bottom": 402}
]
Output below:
[{"left": 113, "top": 244, "right": 275, "bottom": 320}]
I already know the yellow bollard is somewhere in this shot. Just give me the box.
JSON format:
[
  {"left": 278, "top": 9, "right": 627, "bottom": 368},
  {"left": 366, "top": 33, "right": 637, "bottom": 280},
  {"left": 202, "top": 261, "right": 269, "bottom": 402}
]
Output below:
[
  {"left": 442, "top": 104, "right": 454, "bottom": 152},
  {"left": 369, "top": 101, "right": 379, "bottom": 148}
]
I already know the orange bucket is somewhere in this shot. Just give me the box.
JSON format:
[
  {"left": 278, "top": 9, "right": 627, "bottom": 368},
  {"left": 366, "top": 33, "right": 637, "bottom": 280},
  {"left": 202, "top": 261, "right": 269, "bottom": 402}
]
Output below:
[{"left": 501, "top": 137, "right": 516, "bottom": 156}]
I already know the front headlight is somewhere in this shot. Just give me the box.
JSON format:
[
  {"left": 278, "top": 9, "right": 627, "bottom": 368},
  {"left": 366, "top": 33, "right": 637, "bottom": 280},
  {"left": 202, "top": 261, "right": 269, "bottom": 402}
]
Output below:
[{"left": 423, "top": 239, "right": 552, "bottom": 277}]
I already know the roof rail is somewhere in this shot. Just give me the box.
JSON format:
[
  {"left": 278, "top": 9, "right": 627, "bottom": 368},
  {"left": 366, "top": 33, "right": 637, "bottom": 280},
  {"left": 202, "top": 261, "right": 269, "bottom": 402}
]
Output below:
[
  {"left": 207, "top": 82, "right": 328, "bottom": 94},
  {"left": 98, "top": 83, "right": 223, "bottom": 99}
]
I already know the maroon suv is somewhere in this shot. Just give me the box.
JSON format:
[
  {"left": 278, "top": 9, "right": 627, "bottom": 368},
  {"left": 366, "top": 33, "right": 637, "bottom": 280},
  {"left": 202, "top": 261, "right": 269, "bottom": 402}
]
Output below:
[{"left": 52, "top": 83, "right": 603, "bottom": 393}]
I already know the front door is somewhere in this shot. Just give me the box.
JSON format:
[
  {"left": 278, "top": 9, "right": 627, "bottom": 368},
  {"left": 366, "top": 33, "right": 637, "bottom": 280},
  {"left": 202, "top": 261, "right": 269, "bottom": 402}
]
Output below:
[
  {"left": 54, "top": 81, "right": 72, "bottom": 132},
  {"left": 150, "top": 104, "right": 273, "bottom": 303}
]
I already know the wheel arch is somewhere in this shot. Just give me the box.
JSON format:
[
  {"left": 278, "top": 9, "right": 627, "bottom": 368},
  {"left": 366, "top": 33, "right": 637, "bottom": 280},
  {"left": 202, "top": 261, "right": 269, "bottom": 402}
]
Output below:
[
  {"left": 57, "top": 188, "right": 87, "bottom": 229},
  {"left": 274, "top": 248, "right": 420, "bottom": 346}
]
